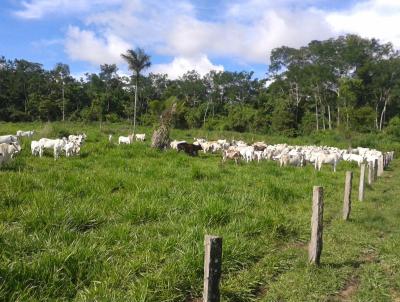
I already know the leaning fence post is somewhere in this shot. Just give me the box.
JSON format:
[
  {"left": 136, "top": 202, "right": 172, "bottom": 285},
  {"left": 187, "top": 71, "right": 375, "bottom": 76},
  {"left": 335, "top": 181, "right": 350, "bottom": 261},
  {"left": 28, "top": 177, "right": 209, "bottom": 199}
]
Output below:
[
  {"left": 368, "top": 161, "right": 373, "bottom": 185},
  {"left": 203, "top": 235, "right": 222, "bottom": 302},
  {"left": 378, "top": 156, "right": 384, "bottom": 176},
  {"left": 374, "top": 158, "right": 378, "bottom": 181},
  {"left": 343, "top": 171, "right": 353, "bottom": 220},
  {"left": 358, "top": 164, "right": 365, "bottom": 202},
  {"left": 309, "top": 186, "right": 324, "bottom": 265}
]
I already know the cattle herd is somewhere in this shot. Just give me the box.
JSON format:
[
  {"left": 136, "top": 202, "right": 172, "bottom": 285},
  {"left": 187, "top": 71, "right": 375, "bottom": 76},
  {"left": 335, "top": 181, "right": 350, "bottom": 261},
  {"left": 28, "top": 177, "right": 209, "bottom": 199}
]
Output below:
[
  {"left": 0, "top": 129, "right": 395, "bottom": 172},
  {"left": 170, "top": 138, "right": 395, "bottom": 172},
  {"left": 0, "top": 130, "right": 148, "bottom": 167}
]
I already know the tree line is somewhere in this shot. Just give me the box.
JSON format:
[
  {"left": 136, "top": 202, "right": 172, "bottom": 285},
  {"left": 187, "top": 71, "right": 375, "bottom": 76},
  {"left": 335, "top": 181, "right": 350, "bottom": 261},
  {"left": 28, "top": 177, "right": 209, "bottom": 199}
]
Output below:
[{"left": 1, "top": 34, "right": 400, "bottom": 136}]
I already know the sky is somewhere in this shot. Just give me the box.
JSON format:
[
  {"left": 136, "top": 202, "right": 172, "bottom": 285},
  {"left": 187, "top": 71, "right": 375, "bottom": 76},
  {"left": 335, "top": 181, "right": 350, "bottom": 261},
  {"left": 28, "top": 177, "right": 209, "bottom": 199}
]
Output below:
[{"left": 1, "top": 0, "right": 400, "bottom": 80}]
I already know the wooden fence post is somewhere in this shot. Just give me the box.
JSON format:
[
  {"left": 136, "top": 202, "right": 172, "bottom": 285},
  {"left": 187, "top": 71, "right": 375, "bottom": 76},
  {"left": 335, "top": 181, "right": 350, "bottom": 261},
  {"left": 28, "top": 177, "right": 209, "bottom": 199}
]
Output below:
[
  {"left": 383, "top": 153, "right": 387, "bottom": 168},
  {"left": 309, "top": 186, "right": 324, "bottom": 265},
  {"left": 368, "top": 161, "right": 373, "bottom": 185},
  {"left": 358, "top": 164, "right": 365, "bottom": 202},
  {"left": 343, "top": 171, "right": 353, "bottom": 220},
  {"left": 203, "top": 235, "right": 222, "bottom": 302},
  {"left": 378, "top": 156, "right": 384, "bottom": 176},
  {"left": 374, "top": 158, "right": 378, "bottom": 181}
]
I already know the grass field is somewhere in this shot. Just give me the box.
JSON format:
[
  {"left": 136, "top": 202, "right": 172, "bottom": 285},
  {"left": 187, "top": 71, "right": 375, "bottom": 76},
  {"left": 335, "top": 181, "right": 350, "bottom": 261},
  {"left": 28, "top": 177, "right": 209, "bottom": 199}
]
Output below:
[{"left": 0, "top": 122, "right": 399, "bottom": 301}]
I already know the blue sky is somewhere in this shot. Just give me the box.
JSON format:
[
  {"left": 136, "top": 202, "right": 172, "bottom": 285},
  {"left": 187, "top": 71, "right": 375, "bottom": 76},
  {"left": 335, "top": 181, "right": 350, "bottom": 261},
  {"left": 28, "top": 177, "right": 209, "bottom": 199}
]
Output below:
[{"left": 1, "top": 0, "right": 400, "bottom": 79}]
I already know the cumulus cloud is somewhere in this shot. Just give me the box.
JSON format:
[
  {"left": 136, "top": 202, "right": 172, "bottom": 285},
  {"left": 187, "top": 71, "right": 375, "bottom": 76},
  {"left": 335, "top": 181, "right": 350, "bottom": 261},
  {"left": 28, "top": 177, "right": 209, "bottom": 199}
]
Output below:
[
  {"left": 152, "top": 55, "right": 224, "bottom": 79},
  {"left": 326, "top": 0, "right": 400, "bottom": 47},
  {"left": 14, "top": 0, "right": 400, "bottom": 77},
  {"left": 65, "top": 26, "right": 131, "bottom": 65}
]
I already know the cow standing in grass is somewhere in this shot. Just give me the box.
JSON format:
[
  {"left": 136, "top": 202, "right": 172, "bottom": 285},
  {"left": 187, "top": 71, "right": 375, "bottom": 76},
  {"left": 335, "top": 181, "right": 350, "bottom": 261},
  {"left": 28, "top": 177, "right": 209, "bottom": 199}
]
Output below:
[
  {"left": 0, "top": 143, "right": 21, "bottom": 167},
  {"left": 177, "top": 142, "right": 202, "bottom": 156}
]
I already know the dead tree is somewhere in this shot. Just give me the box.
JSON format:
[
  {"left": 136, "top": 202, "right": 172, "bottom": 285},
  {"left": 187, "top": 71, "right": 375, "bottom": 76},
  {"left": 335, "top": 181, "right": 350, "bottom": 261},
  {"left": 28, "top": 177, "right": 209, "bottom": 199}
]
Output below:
[{"left": 151, "top": 103, "right": 177, "bottom": 149}]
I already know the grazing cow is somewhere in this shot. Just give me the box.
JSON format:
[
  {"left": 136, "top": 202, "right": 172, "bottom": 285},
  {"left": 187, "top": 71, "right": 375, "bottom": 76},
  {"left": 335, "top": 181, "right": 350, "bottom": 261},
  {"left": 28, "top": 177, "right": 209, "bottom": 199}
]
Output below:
[
  {"left": 222, "top": 149, "right": 241, "bottom": 164},
  {"left": 342, "top": 153, "right": 364, "bottom": 166},
  {"left": 31, "top": 140, "right": 42, "bottom": 156},
  {"left": 135, "top": 133, "right": 146, "bottom": 141},
  {"left": 0, "top": 143, "right": 21, "bottom": 167},
  {"left": 177, "top": 142, "right": 202, "bottom": 156},
  {"left": 17, "top": 130, "right": 34, "bottom": 138},
  {"left": 0, "top": 135, "right": 18, "bottom": 144},
  {"left": 118, "top": 134, "right": 133, "bottom": 145}
]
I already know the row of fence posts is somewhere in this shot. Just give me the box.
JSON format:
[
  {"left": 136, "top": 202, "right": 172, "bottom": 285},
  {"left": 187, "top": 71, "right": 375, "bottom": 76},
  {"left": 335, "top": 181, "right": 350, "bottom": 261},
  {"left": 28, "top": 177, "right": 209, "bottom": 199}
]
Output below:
[{"left": 201, "top": 151, "right": 394, "bottom": 301}]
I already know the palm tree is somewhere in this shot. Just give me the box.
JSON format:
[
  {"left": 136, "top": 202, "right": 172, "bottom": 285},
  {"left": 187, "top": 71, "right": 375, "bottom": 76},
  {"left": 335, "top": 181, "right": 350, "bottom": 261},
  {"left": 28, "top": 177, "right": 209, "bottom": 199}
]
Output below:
[{"left": 121, "top": 48, "right": 151, "bottom": 131}]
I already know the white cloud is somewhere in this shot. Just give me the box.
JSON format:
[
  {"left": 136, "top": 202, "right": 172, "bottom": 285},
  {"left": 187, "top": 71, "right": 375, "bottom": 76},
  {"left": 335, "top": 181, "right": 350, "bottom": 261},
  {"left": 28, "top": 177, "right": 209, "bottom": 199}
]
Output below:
[
  {"left": 326, "top": 0, "right": 400, "bottom": 48},
  {"left": 65, "top": 26, "right": 131, "bottom": 65},
  {"left": 152, "top": 55, "right": 223, "bottom": 79},
  {"left": 163, "top": 8, "right": 333, "bottom": 63},
  {"left": 14, "top": 0, "right": 400, "bottom": 78},
  {"left": 14, "top": 0, "right": 124, "bottom": 19}
]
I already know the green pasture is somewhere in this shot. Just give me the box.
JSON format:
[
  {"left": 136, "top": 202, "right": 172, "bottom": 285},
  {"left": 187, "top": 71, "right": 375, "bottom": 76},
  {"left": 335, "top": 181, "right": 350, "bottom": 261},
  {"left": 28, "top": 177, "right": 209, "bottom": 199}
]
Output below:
[{"left": 0, "top": 122, "right": 399, "bottom": 301}]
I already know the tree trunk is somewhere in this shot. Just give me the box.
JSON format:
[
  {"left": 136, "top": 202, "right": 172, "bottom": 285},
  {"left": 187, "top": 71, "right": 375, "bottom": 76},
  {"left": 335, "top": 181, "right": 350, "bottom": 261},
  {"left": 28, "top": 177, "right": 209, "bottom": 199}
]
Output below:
[
  {"left": 328, "top": 105, "right": 332, "bottom": 130},
  {"left": 379, "top": 99, "right": 388, "bottom": 131},
  {"left": 24, "top": 82, "right": 28, "bottom": 114},
  {"left": 134, "top": 74, "right": 138, "bottom": 132},
  {"left": 322, "top": 106, "right": 326, "bottom": 131},
  {"left": 315, "top": 98, "right": 319, "bottom": 131},
  {"left": 203, "top": 100, "right": 210, "bottom": 128},
  {"left": 62, "top": 82, "right": 65, "bottom": 122},
  {"left": 375, "top": 103, "right": 379, "bottom": 130}
]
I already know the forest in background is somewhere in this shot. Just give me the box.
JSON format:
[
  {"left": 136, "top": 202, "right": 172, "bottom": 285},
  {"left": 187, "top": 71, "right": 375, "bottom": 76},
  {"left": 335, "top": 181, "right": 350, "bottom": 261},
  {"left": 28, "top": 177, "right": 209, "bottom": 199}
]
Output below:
[{"left": 1, "top": 34, "right": 400, "bottom": 137}]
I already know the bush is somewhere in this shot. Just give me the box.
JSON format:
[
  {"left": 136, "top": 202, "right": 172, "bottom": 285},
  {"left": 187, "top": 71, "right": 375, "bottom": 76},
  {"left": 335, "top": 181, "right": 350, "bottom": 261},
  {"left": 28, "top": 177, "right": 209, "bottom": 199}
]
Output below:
[
  {"left": 386, "top": 116, "right": 400, "bottom": 139},
  {"left": 271, "top": 101, "right": 296, "bottom": 136},
  {"left": 105, "top": 113, "right": 120, "bottom": 123},
  {"left": 350, "top": 106, "right": 375, "bottom": 132}
]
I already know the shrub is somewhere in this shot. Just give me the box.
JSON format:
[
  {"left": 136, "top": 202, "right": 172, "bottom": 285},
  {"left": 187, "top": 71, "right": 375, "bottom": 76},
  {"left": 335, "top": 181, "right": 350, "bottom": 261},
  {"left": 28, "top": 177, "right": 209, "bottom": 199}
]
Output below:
[{"left": 386, "top": 116, "right": 400, "bottom": 139}]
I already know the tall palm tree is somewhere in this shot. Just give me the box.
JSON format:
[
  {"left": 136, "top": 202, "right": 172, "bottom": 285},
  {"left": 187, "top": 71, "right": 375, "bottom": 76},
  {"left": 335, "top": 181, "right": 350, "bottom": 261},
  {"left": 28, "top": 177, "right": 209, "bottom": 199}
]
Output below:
[{"left": 121, "top": 48, "right": 151, "bottom": 131}]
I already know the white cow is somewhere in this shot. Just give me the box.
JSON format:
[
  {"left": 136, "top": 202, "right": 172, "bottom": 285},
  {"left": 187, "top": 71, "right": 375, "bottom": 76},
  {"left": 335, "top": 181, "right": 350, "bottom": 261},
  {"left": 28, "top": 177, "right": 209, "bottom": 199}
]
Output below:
[
  {"left": 135, "top": 134, "right": 146, "bottom": 141},
  {"left": 53, "top": 139, "right": 68, "bottom": 160},
  {"left": 64, "top": 141, "right": 80, "bottom": 157},
  {"left": 280, "top": 153, "right": 305, "bottom": 167},
  {"left": 0, "top": 135, "right": 18, "bottom": 144},
  {"left": 17, "top": 130, "right": 34, "bottom": 138},
  {"left": 238, "top": 146, "right": 254, "bottom": 163},
  {"left": 38, "top": 138, "right": 67, "bottom": 158},
  {"left": 118, "top": 134, "right": 133, "bottom": 145},
  {"left": 31, "top": 140, "right": 42, "bottom": 156},
  {"left": 315, "top": 152, "right": 341, "bottom": 172},
  {"left": 0, "top": 143, "right": 21, "bottom": 167},
  {"left": 342, "top": 153, "right": 364, "bottom": 166},
  {"left": 68, "top": 134, "right": 86, "bottom": 145}
]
